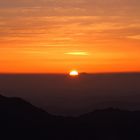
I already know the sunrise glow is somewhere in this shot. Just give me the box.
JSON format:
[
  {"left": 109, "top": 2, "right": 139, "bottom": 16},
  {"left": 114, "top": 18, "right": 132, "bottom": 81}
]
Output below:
[{"left": 0, "top": 0, "right": 140, "bottom": 73}]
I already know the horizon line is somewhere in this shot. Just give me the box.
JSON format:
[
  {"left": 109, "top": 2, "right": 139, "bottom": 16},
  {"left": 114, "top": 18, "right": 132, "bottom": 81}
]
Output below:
[{"left": 0, "top": 71, "right": 140, "bottom": 75}]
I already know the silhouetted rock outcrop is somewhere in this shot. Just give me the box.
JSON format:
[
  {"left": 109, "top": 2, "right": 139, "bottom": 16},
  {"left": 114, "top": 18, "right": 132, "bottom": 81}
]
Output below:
[{"left": 0, "top": 94, "right": 140, "bottom": 140}]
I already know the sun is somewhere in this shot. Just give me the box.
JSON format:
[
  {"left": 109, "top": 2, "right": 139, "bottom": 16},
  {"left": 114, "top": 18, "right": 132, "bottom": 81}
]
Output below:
[{"left": 69, "top": 70, "right": 79, "bottom": 76}]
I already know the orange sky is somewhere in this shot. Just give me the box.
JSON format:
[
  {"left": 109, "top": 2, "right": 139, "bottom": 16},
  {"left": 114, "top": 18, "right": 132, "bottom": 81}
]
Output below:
[{"left": 0, "top": 0, "right": 140, "bottom": 73}]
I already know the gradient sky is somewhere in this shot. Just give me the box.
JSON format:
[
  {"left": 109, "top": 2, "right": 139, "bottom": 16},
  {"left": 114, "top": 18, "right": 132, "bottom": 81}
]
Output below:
[{"left": 0, "top": 0, "right": 140, "bottom": 73}]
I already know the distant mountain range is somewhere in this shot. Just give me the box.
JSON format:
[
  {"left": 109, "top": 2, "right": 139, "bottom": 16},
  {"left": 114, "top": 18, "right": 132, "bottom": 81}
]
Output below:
[{"left": 0, "top": 94, "right": 140, "bottom": 140}]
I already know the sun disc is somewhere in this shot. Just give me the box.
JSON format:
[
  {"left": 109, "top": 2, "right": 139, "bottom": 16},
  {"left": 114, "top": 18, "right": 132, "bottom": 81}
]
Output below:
[{"left": 69, "top": 70, "right": 79, "bottom": 76}]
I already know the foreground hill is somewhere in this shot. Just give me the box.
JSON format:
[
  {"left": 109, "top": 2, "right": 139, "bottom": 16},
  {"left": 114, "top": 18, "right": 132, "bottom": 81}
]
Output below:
[{"left": 0, "top": 94, "right": 140, "bottom": 140}]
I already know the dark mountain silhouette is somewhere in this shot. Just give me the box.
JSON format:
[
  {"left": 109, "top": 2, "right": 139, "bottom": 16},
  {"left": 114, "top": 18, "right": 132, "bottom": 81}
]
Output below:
[{"left": 0, "top": 94, "right": 140, "bottom": 140}]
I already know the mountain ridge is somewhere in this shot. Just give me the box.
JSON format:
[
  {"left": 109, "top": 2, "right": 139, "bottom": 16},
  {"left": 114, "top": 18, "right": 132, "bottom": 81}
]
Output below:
[{"left": 0, "top": 94, "right": 140, "bottom": 140}]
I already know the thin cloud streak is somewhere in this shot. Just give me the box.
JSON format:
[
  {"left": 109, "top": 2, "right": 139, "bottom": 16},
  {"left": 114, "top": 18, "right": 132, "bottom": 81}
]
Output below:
[{"left": 65, "top": 52, "right": 89, "bottom": 56}]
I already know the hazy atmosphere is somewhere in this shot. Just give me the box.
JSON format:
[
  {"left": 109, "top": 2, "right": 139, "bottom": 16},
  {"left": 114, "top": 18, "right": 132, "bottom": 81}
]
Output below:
[{"left": 0, "top": 73, "right": 139, "bottom": 116}]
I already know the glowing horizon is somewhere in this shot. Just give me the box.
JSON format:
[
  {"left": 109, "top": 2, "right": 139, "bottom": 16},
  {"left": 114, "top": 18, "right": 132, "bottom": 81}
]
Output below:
[{"left": 0, "top": 0, "right": 140, "bottom": 73}]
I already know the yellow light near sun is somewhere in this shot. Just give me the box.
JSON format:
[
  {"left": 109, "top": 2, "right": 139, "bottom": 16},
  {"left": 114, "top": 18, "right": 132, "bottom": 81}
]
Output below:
[{"left": 69, "top": 70, "right": 79, "bottom": 76}]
